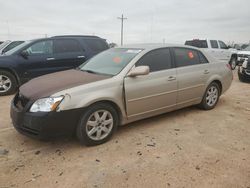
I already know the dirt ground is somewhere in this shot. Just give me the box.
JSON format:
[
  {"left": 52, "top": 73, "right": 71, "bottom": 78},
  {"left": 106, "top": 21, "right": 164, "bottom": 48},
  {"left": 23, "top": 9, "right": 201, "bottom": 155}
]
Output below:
[{"left": 0, "top": 71, "right": 250, "bottom": 188}]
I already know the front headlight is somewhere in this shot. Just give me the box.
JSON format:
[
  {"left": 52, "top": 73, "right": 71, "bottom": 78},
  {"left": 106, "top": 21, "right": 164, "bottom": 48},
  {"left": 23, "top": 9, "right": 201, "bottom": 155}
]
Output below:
[{"left": 29, "top": 96, "right": 64, "bottom": 112}]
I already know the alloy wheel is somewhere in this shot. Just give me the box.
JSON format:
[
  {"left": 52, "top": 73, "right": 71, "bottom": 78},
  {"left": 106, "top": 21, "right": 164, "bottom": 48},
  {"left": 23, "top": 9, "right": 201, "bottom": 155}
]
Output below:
[
  {"left": 86, "top": 110, "right": 114, "bottom": 141},
  {"left": 0, "top": 75, "right": 12, "bottom": 93},
  {"left": 206, "top": 86, "right": 218, "bottom": 107}
]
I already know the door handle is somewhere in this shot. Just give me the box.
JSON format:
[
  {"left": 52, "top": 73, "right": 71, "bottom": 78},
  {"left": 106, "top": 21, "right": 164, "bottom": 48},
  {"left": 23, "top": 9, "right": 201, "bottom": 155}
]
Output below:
[
  {"left": 77, "top": 55, "right": 85, "bottom": 59},
  {"left": 204, "top": 70, "right": 210, "bottom": 74},
  {"left": 46, "top": 57, "right": 55, "bottom": 61},
  {"left": 168, "top": 76, "right": 176, "bottom": 81}
]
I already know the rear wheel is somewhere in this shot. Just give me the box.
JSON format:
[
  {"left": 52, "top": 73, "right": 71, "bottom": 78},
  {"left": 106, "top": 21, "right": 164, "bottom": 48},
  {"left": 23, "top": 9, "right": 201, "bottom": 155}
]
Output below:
[
  {"left": 199, "top": 82, "right": 220, "bottom": 110},
  {"left": 0, "top": 70, "right": 17, "bottom": 96},
  {"left": 76, "top": 103, "right": 118, "bottom": 146}
]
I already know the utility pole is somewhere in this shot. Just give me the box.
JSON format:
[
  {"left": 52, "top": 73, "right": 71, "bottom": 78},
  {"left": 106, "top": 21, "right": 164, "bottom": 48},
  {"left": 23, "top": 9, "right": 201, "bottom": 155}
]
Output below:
[{"left": 117, "top": 14, "right": 127, "bottom": 46}]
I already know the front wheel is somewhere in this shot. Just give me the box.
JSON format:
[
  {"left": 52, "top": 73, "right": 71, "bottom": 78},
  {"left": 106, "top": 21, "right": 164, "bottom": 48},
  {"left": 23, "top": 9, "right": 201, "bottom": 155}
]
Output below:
[
  {"left": 76, "top": 103, "right": 118, "bottom": 146},
  {"left": 199, "top": 82, "right": 220, "bottom": 110}
]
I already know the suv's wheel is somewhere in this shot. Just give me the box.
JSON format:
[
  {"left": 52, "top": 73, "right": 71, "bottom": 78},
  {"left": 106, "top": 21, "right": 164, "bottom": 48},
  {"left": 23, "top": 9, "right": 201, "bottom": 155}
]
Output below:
[
  {"left": 238, "top": 68, "right": 249, "bottom": 82},
  {"left": 76, "top": 103, "right": 118, "bottom": 146},
  {"left": 229, "top": 57, "right": 237, "bottom": 70},
  {"left": 199, "top": 82, "right": 220, "bottom": 110},
  {"left": 0, "top": 70, "right": 17, "bottom": 96}
]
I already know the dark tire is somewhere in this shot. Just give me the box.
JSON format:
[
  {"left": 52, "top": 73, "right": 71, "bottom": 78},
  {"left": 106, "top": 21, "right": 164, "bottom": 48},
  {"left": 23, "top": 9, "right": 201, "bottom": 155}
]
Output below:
[
  {"left": 199, "top": 82, "right": 220, "bottom": 110},
  {"left": 238, "top": 69, "right": 249, "bottom": 82},
  {"left": 0, "top": 70, "right": 17, "bottom": 96},
  {"left": 229, "top": 57, "right": 237, "bottom": 70},
  {"left": 76, "top": 103, "right": 118, "bottom": 146}
]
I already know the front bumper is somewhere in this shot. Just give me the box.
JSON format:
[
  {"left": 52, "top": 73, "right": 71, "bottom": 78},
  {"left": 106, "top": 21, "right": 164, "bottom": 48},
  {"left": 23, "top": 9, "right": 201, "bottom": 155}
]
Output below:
[{"left": 10, "top": 94, "right": 84, "bottom": 140}]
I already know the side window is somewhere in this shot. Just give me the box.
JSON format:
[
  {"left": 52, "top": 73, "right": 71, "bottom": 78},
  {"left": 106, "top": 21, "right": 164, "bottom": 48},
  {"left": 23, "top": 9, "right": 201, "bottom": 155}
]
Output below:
[
  {"left": 198, "top": 51, "right": 209, "bottom": 64},
  {"left": 3, "top": 41, "right": 23, "bottom": 53},
  {"left": 218, "top": 41, "right": 228, "bottom": 49},
  {"left": 210, "top": 40, "right": 219, "bottom": 49},
  {"left": 174, "top": 48, "right": 200, "bottom": 67},
  {"left": 84, "top": 39, "right": 108, "bottom": 52},
  {"left": 136, "top": 48, "right": 172, "bottom": 72},
  {"left": 26, "top": 40, "right": 53, "bottom": 55},
  {"left": 54, "top": 39, "right": 82, "bottom": 54}
]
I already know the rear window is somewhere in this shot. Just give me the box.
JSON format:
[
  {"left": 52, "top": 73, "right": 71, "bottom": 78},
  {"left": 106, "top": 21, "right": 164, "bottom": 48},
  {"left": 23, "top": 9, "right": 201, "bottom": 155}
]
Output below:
[
  {"left": 185, "top": 40, "right": 208, "bottom": 48},
  {"left": 174, "top": 48, "right": 200, "bottom": 67},
  {"left": 84, "top": 39, "right": 108, "bottom": 52},
  {"left": 54, "top": 39, "right": 82, "bottom": 53},
  {"left": 210, "top": 40, "right": 219, "bottom": 49}
]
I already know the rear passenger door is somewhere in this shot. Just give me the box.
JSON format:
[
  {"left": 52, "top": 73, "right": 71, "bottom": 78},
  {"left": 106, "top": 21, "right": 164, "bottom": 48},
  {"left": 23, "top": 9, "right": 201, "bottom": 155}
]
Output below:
[
  {"left": 124, "top": 48, "right": 177, "bottom": 119},
  {"left": 52, "top": 39, "right": 86, "bottom": 71},
  {"left": 173, "top": 47, "right": 210, "bottom": 108},
  {"left": 209, "top": 40, "right": 222, "bottom": 60}
]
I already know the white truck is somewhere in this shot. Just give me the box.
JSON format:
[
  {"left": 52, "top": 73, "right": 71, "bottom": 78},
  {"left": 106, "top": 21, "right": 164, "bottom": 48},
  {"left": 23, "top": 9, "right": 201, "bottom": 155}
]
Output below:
[{"left": 185, "top": 39, "right": 238, "bottom": 69}]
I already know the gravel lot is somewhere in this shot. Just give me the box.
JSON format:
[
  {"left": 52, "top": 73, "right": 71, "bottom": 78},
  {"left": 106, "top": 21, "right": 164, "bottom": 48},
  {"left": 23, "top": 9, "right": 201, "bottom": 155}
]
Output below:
[{"left": 0, "top": 71, "right": 250, "bottom": 188}]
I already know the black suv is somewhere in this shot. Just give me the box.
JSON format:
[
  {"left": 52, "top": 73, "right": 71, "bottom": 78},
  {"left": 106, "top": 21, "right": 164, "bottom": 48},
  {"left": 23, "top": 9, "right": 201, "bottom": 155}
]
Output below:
[
  {"left": 0, "top": 35, "right": 109, "bottom": 95},
  {"left": 238, "top": 58, "right": 250, "bottom": 82}
]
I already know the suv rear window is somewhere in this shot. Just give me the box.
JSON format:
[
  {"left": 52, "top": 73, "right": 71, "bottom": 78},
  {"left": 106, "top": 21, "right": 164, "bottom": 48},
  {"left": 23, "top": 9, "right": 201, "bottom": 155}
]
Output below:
[
  {"left": 84, "top": 39, "right": 108, "bottom": 52},
  {"left": 185, "top": 40, "right": 208, "bottom": 48},
  {"left": 54, "top": 39, "right": 82, "bottom": 53}
]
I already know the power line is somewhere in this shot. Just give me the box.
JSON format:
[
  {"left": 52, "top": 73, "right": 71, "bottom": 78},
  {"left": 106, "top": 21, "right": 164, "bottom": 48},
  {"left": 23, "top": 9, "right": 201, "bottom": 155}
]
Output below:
[{"left": 117, "top": 14, "right": 127, "bottom": 46}]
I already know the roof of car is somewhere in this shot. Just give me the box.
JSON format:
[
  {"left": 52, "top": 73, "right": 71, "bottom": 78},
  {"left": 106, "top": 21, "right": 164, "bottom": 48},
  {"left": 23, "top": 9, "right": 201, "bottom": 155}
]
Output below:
[
  {"left": 51, "top": 35, "right": 101, "bottom": 39},
  {"left": 118, "top": 43, "right": 201, "bottom": 51}
]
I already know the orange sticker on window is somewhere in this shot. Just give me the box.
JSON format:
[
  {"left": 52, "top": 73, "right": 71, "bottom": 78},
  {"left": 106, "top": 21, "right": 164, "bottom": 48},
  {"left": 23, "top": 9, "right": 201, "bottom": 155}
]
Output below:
[
  {"left": 113, "top": 57, "right": 121, "bottom": 63},
  {"left": 188, "top": 52, "right": 194, "bottom": 59}
]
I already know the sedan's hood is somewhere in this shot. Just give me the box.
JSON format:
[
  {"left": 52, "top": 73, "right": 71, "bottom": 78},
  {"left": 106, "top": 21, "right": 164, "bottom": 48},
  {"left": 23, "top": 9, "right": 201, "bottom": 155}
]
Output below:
[{"left": 19, "top": 69, "right": 111, "bottom": 100}]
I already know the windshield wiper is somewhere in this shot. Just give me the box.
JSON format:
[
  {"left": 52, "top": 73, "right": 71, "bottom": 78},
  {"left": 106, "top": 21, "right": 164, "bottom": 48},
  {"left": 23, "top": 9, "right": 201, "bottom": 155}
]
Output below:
[{"left": 81, "top": 69, "right": 99, "bottom": 74}]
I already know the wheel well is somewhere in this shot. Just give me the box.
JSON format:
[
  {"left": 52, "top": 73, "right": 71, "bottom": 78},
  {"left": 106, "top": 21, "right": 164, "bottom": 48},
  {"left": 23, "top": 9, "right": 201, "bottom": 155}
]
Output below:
[
  {"left": 231, "top": 53, "right": 237, "bottom": 60},
  {"left": 212, "top": 80, "right": 222, "bottom": 95},
  {"left": 89, "top": 100, "right": 123, "bottom": 125},
  {"left": 0, "top": 68, "right": 19, "bottom": 85}
]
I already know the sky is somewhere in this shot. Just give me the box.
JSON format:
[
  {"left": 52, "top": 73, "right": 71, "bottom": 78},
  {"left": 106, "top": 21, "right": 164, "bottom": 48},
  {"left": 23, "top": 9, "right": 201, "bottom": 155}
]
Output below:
[{"left": 0, "top": 0, "right": 249, "bottom": 45}]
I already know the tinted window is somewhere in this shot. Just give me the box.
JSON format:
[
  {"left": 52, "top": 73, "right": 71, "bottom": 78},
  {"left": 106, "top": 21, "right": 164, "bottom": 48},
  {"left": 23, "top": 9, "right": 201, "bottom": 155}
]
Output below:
[
  {"left": 210, "top": 40, "right": 218, "bottom": 49},
  {"left": 218, "top": 41, "right": 228, "bottom": 49},
  {"left": 198, "top": 51, "right": 209, "bottom": 64},
  {"left": 54, "top": 39, "right": 81, "bottom": 53},
  {"left": 2, "top": 41, "right": 24, "bottom": 53},
  {"left": 174, "top": 48, "right": 200, "bottom": 67},
  {"left": 136, "top": 48, "right": 172, "bottom": 72},
  {"left": 185, "top": 40, "right": 208, "bottom": 48},
  {"left": 26, "top": 40, "right": 53, "bottom": 55},
  {"left": 84, "top": 39, "right": 108, "bottom": 52}
]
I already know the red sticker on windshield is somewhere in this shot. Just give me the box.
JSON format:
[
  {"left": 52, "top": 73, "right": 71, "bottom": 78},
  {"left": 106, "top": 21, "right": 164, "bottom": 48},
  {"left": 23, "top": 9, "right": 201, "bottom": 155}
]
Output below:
[
  {"left": 188, "top": 52, "right": 194, "bottom": 59},
  {"left": 113, "top": 57, "right": 121, "bottom": 63}
]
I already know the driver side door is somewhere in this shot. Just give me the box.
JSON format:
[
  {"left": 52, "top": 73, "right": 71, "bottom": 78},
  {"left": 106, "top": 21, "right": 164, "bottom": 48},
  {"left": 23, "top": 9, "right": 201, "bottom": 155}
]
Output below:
[{"left": 124, "top": 48, "right": 177, "bottom": 121}]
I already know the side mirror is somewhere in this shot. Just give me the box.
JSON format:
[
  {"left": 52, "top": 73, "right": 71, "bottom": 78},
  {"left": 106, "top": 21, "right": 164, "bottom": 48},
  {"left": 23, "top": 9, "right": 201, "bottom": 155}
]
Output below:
[
  {"left": 20, "top": 50, "right": 29, "bottom": 59},
  {"left": 127, "top": 66, "right": 150, "bottom": 77}
]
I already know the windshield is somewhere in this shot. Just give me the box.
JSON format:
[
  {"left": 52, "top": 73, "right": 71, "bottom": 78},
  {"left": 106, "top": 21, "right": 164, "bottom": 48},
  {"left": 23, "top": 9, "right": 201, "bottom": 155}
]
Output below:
[
  {"left": 5, "top": 40, "right": 32, "bottom": 55},
  {"left": 80, "top": 48, "right": 142, "bottom": 76}
]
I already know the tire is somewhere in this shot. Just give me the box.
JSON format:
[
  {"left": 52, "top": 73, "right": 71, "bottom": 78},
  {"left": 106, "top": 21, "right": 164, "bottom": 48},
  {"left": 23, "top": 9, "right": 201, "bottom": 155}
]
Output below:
[
  {"left": 238, "top": 69, "right": 249, "bottom": 83},
  {"left": 76, "top": 103, "right": 118, "bottom": 146},
  {"left": 0, "top": 70, "right": 17, "bottom": 96},
  {"left": 229, "top": 57, "right": 237, "bottom": 70},
  {"left": 199, "top": 82, "right": 220, "bottom": 110}
]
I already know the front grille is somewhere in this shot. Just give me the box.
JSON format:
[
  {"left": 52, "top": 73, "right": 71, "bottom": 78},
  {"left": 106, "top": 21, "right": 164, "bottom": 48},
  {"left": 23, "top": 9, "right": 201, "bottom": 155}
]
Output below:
[
  {"left": 15, "top": 93, "right": 30, "bottom": 109},
  {"left": 247, "top": 60, "right": 250, "bottom": 70},
  {"left": 238, "top": 54, "right": 249, "bottom": 58}
]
